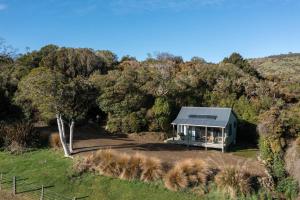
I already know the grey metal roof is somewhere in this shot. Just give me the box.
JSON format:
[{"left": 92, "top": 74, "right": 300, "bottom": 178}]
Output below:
[{"left": 171, "top": 107, "right": 233, "bottom": 128}]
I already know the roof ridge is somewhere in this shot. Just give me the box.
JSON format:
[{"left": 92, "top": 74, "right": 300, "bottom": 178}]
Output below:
[{"left": 182, "top": 106, "right": 231, "bottom": 109}]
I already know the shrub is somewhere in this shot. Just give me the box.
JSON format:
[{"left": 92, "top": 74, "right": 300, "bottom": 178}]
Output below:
[
  {"left": 0, "top": 121, "right": 39, "bottom": 152},
  {"left": 271, "top": 153, "right": 286, "bottom": 179},
  {"left": 164, "top": 159, "right": 210, "bottom": 191},
  {"left": 6, "top": 141, "right": 26, "bottom": 155},
  {"left": 215, "top": 166, "right": 253, "bottom": 199},
  {"left": 49, "top": 133, "right": 61, "bottom": 148},
  {"left": 276, "top": 177, "right": 299, "bottom": 200}
]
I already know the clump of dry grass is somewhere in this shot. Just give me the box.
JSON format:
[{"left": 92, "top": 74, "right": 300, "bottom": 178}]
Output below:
[
  {"left": 164, "top": 166, "right": 188, "bottom": 191},
  {"left": 215, "top": 166, "right": 252, "bottom": 199},
  {"left": 83, "top": 150, "right": 163, "bottom": 182},
  {"left": 49, "top": 133, "right": 61, "bottom": 148},
  {"left": 73, "top": 156, "right": 92, "bottom": 175},
  {"left": 164, "top": 159, "right": 211, "bottom": 191},
  {"left": 140, "top": 156, "right": 163, "bottom": 182},
  {"left": 120, "top": 153, "right": 144, "bottom": 180},
  {"left": 296, "top": 137, "right": 300, "bottom": 147},
  {"left": 92, "top": 149, "right": 125, "bottom": 177}
]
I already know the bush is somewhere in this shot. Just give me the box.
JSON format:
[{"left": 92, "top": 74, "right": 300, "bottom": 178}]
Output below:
[
  {"left": 48, "top": 133, "right": 61, "bottom": 148},
  {"left": 0, "top": 121, "right": 39, "bottom": 152},
  {"left": 147, "top": 98, "right": 171, "bottom": 132},
  {"left": 271, "top": 153, "right": 286, "bottom": 179},
  {"left": 215, "top": 166, "right": 253, "bottom": 199},
  {"left": 164, "top": 159, "right": 210, "bottom": 191},
  {"left": 276, "top": 177, "right": 299, "bottom": 200}
]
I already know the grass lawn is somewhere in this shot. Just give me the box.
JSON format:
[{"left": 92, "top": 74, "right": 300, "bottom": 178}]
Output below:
[
  {"left": 231, "top": 148, "right": 259, "bottom": 158},
  {"left": 229, "top": 143, "right": 259, "bottom": 158},
  {"left": 0, "top": 149, "right": 227, "bottom": 200}
]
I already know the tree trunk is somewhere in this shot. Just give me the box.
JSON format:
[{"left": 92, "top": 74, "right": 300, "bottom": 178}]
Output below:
[
  {"left": 69, "top": 120, "right": 75, "bottom": 153},
  {"left": 56, "top": 114, "right": 71, "bottom": 157},
  {"left": 59, "top": 115, "right": 66, "bottom": 140}
]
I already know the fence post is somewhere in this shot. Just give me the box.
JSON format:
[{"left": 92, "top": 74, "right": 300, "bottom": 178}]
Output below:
[
  {"left": 40, "top": 185, "right": 44, "bottom": 200},
  {"left": 73, "top": 197, "right": 77, "bottom": 200},
  {"left": 12, "top": 176, "right": 16, "bottom": 195},
  {"left": 0, "top": 173, "right": 2, "bottom": 190}
]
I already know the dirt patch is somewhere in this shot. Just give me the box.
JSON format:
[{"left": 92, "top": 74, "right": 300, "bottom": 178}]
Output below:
[
  {"left": 39, "top": 125, "right": 266, "bottom": 176},
  {"left": 41, "top": 126, "right": 265, "bottom": 175},
  {"left": 128, "top": 132, "right": 167, "bottom": 142}
]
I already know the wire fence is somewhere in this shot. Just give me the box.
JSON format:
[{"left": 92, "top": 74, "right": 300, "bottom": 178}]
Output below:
[{"left": 0, "top": 172, "right": 79, "bottom": 200}]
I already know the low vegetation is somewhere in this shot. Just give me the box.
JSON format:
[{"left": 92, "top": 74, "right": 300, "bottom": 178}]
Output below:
[
  {"left": 74, "top": 150, "right": 163, "bottom": 183},
  {"left": 215, "top": 167, "right": 253, "bottom": 199},
  {"left": 164, "top": 159, "right": 210, "bottom": 192},
  {"left": 0, "top": 121, "right": 38, "bottom": 154}
]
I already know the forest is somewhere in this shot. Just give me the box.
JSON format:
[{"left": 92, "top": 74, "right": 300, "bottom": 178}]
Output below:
[{"left": 0, "top": 40, "right": 300, "bottom": 199}]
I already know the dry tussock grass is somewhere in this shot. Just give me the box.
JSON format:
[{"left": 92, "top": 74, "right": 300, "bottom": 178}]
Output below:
[
  {"left": 164, "top": 159, "right": 211, "bottom": 191},
  {"left": 215, "top": 166, "right": 252, "bottom": 199},
  {"left": 140, "top": 157, "right": 163, "bottom": 182},
  {"left": 120, "top": 153, "right": 144, "bottom": 180},
  {"left": 49, "top": 133, "right": 61, "bottom": 148},
  {"left": 77, "top": 149, "right": 163, "bottom": 182}
]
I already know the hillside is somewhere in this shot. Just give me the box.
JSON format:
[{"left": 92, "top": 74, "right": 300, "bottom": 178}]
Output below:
[{"left": 249, "top": 53, "right": 300, "bottom": 82}]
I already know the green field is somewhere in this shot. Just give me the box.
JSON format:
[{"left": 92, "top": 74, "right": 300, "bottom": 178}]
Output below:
[{"left": 0, "top": 149, "right": 225, "bottom": 200}]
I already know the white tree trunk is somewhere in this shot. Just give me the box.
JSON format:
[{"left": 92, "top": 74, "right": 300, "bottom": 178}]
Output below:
[
  {"left": 59, "top": 115, "right": 66, "bottom": 140},
  {"left": 69, "top": 120, "right": 75, "bottom": 153},
  {"left": 56, "top": 114, "right": 71, "bottom": 157}
]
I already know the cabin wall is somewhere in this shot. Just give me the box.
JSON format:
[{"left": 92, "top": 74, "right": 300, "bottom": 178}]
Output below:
[{"left": 225, "top": 113, "right": 237, "bottom": 146}]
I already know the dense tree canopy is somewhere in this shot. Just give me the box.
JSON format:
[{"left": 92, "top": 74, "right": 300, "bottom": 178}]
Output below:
[{"left": 0, "top": 43, "right": 298, "bottom": 154}]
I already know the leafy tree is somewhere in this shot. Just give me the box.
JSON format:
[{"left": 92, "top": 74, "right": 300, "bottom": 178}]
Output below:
[
  {"left": 148, "top": 97, "right": 171, "bottom": 131},
  {"left": 96, "top": 50, "right": 118, "bottom": 72},
  {"left": 223, "top": 53, "right": 261, "bottom": 78},
  {"left": 15, "top": 47, "right": 102, "bottom": 156},
  {"left": 16, "top": 44, "right": 59, "bottom": 68},
  {"left": 0, "top": 38, "right": 15, "bottom": 65},
  {"left": 91, "top": 66, "right": 150, "bottom": 133}
]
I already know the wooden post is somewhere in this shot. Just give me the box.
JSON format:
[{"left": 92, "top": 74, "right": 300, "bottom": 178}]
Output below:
[
  {"left": 40, "top": 185, "right": 44, "bottom": 200},
  {"left": 73, "top": 197, "right": 77, "bottom": 200},
  {"left": 12, "top": 176, "right": 16, "bottom": 195},
  {"left": 0, "top": 173, "right": 2, "bottom": 190},
  {"left": 186, "top": 126, "right": 190, "bottom": 148},
  {"left": 205, "top": 126, "right": 207, "bottom": 151},
  {"left": 222, "top": 128, "right": 224, "bottom": 153}
]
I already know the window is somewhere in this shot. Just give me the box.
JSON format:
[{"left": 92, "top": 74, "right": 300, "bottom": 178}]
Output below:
[
  {"left": 177, "top": 125, "right": 184, "bottom": 133},
  {"left": 234, "top": 122, "right": 237, "bottom": 128},
  {"left": 188, "top": 115, "right": 217, "bottom": 120}
]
